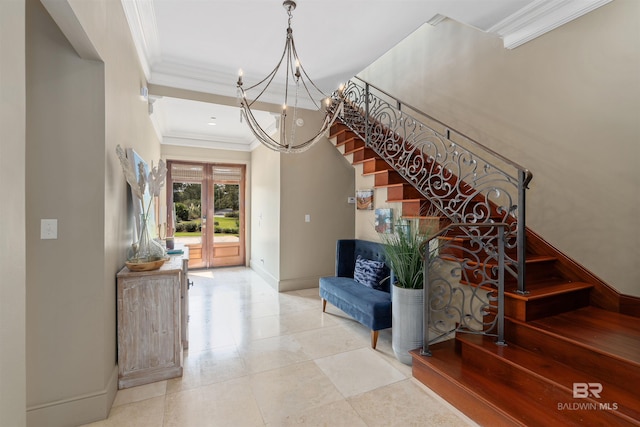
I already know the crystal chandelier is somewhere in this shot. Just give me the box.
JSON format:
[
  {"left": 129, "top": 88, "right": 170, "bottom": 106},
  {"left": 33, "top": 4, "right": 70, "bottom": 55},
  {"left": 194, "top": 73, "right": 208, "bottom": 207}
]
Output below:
[{"left": 236, "top": 0, "right": 344, "bottom": 153}]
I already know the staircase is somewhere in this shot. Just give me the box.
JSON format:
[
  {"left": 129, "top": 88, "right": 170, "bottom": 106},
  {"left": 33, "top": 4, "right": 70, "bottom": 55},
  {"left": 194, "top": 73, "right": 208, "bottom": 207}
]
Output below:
[{"left": 328, "top": 79, "right": 640, "bottom": 426}]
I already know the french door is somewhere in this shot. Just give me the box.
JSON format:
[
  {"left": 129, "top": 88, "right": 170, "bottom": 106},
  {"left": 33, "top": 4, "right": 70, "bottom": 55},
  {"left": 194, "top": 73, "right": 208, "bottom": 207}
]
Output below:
[{"left": 167, "top": 161, "right": 245, "bottom": 269}]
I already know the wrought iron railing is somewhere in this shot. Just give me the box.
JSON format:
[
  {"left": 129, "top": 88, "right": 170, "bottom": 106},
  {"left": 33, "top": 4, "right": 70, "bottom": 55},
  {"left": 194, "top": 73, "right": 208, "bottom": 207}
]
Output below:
[
  {"left": 330, "top": 78, "right": 532, "bottom": 353},
  {"left": 334, "top": 77, "right": 532, "bottom": 294},
  {"left": 420, "top": 222, "right": 508, "bottom": 355}
]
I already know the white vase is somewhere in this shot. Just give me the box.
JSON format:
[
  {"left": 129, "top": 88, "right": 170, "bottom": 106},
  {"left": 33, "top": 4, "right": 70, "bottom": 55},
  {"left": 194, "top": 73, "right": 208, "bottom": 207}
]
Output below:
[{"left": 392, "top": 284, "right": 424, "bottom": 365}]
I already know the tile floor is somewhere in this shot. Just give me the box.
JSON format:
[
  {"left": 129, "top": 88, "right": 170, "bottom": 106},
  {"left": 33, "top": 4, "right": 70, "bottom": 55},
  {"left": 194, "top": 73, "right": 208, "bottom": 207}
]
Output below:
[{"left": 84, "top": 267, "right": 478, "bottom": 426}]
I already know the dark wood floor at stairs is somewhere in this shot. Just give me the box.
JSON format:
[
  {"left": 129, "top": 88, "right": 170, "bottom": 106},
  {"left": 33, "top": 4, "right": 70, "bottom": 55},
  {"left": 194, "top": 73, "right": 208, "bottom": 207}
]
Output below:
[{"left": 412, "top": 307, "right": 640, "bottom": 426}]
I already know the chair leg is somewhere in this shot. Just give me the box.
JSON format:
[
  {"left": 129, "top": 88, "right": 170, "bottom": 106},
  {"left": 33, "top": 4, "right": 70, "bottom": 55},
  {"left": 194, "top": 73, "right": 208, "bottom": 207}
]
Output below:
[
  {"left": 371, "top": 330, "right": 379, "bottom": 349},
  {"left": 322, "top": 299, "right": 327, "bottom": 312}
]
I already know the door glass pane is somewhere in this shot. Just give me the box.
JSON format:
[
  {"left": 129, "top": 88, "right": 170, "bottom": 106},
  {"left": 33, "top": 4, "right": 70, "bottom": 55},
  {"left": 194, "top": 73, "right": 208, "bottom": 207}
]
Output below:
[
  {"left": 171, "top": 164, "right": 203, "bottom": 248},
  {"left": 213, "top": 183, "right": 240, "bottom": 243}
]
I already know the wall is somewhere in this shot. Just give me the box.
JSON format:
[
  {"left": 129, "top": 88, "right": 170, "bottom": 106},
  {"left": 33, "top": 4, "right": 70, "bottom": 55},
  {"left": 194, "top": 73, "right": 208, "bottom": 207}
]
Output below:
[
  {"left": 25, "top": 0, "right": 159, "bottom": 425},
  {"left": 351, "top": 159, "right": 402, "bottom": 243},
  {"left": 0, "top": 0, "right": 27, "bottom": 425},
  {"left": 250, "top": 144, "right": 281, "bottom": 288},
  {"left": 358, "top": 0, "right": 640, "bottom": 297},
  {"left": 279, "top": 109, "right": 356, "bottom": 291},
  {"left": 250, "top": 109, "right": 356, "bottom": 291}
]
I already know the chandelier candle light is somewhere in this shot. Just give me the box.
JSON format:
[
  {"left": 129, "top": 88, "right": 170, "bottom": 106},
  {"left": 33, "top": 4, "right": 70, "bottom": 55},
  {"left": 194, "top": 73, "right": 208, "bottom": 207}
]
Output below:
[{"left": 236, "top": 0, "right": 344, "bottom": 153}]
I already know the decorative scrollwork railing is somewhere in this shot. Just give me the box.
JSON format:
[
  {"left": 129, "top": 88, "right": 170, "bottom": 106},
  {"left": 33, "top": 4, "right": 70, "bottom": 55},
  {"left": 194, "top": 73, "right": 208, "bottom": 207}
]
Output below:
[
  {"left": 335, "top": 77, "right": 532, "bottom": 293},
  {"left": 421, "top": 223, "right": 508, "bottom": 356}
]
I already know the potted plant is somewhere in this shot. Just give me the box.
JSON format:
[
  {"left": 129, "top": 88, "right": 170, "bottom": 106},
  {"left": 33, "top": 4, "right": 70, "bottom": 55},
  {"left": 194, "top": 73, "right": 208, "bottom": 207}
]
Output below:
[{"left": 380, "top": 218, "right": 435, "bottom": 365}]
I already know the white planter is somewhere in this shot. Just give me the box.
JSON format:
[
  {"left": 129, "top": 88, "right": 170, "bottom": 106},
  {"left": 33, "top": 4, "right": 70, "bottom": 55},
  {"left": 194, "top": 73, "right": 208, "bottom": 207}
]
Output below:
[{"left": 391, "top": 284, "right": 424, "bottom": 365}]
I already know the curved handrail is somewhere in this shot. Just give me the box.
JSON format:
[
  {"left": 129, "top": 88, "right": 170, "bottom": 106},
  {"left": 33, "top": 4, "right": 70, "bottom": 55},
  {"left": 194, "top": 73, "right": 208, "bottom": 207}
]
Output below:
[
  {"left": 335, "top": 78, "right": 531, "bottom": 294},
  {"left": 353, "top": 76, "right": 533, "bottom": 188}
]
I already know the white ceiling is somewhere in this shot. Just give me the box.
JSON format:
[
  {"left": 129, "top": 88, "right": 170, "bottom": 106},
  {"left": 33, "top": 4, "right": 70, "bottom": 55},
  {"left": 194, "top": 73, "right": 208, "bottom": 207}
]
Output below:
[{"left": 121, "top": 0, "right": 611, "bottom": 151}]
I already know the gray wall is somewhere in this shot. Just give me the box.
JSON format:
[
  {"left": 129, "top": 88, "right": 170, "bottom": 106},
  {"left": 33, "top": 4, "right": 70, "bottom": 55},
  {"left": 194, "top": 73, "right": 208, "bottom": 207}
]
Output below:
[
  {"left": 359, "top": 0, "right": 640, "bottom": 297},
  {"left": 0, "top": 0, "right": 27, "bottom": 425},
  {"left": 24, "top": 0, "right": 159, "bottom": 424}
]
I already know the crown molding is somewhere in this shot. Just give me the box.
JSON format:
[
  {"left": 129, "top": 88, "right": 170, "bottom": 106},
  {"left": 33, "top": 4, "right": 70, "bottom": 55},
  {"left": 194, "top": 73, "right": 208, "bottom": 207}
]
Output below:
[
  {"left": 120, "top": 0, "right": 161, "bottom": 79},
  {"left": 487, "top": 0, "right": 613, "bottom": 49},
  {"left": 427, "top": 14, "right": 447, "bottom": 26},
  {"left": 162, "top": 136, "right": 253, "bottom": 152}
]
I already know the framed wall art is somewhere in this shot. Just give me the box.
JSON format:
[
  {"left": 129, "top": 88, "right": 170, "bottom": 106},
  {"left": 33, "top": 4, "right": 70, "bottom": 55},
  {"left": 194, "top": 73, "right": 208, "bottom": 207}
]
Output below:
[{"left": 356, "top": 189, "right": 374, "bottom": 210}]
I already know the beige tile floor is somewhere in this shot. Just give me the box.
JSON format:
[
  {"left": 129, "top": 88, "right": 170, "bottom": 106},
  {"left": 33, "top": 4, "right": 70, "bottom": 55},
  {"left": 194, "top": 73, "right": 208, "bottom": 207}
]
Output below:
[{"left": 84, "top": 267, "right": 478, "bottom": 427}]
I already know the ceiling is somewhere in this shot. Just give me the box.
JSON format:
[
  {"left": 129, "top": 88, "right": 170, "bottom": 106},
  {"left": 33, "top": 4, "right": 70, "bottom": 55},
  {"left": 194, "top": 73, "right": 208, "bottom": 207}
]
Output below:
[{"left": 121, "top": 0, "right": 610, "bottom": 151}]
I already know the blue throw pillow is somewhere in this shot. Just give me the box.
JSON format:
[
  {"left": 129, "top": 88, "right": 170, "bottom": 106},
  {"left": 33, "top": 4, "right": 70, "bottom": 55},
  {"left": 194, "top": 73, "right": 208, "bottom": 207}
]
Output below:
[{"left": 353, "top": 255, "right": 388, "bottom": 291}]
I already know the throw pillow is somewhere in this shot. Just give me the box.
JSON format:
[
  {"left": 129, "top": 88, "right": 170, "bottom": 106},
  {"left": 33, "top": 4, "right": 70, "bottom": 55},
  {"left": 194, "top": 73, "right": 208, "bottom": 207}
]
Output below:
[{"left": 353, "top": 255, "right": 388, "bottom": 291}]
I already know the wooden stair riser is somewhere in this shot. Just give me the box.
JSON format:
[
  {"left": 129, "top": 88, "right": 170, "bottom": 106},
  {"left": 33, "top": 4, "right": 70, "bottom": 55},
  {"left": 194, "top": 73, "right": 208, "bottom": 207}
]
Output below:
[
  {"left": 445, "top": 257, "right": 557, "bottom": 287},
  {"left": 362, "top": 158, "right": 394, "bottom": 174},
  {"left": 386, "top": 184, "right": 423, "bottom": 201},
  {"left": 505, "top": 318, "right": 640, "bottom": 396},
  {"left": 458, "top": 335, "right": 640, "bottom": 424},
  {"left": 504, "top": 287, "right": 591, "bottom": 321},
  {"left": 332, "top": 128, "right": 358, "bottom": 145},
  {"left": 400, "top": 200, "right": 427, "bottom": 217},
  {"left": 374, "top": 170, "right": 406, "bottom": 187},
  {"left": 342, "top": 138, "right": 365, "bottom": 154},
  {"left": 438, "top": 236, "right": 519, "bottom": 259},
  {"left": 351, "top": 147, "right": 377, "bottom": 163}
]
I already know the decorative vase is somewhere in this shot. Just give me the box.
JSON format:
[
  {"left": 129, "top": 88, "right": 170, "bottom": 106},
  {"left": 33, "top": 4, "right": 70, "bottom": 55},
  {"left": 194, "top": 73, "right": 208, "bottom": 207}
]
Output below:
[
  {"left": 391, "top": 284, "right": 424, "bottom": 365},
  {"left": 127, "top": 214, "right": 165, "bottom": 263}
]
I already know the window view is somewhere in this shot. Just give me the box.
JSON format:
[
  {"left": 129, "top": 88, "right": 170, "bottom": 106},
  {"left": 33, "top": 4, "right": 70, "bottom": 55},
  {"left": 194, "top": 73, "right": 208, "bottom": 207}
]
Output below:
[
  {"left": 213, "top": 183, "right": 239, "bottom": 242},
  {"left": 173, "top": 181, "right": 202, "bottom": 246}
]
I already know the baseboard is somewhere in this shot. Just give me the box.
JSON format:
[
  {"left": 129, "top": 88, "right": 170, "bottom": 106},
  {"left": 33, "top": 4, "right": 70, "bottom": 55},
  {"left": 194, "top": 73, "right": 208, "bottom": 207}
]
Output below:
[
  {"left": 249, "top": 261, "right": 323, "bottom": 293},
  {"left": 249, "top": 260, "right": 278, "bottom": 291},
  {"left": 27, "top": 364, "right": 118, "bottom": 427},
  {"left": 278, "top": 275, "right": 322, "bottom": 292}
]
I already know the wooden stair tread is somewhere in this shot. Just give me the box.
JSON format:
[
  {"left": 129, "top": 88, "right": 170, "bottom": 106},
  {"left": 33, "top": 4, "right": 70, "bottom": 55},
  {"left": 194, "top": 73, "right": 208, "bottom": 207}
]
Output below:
[
  {"left": 530, "top": 307, "right": 640, "bottom": 365},
  {"left": 363, "top": 169, "right": 394, "bottom": 176},
  {"left": 506, "top": 281, "right": 594, "bottom": 301},
  {"left": 376, "top": 182, "right": 411, "bottom": 189},
  {"left": 457, "top": 334, "right": 640, "bottom": 421},
  {"left": 351, "top": 155, "right": 376, "bottom": 165}
]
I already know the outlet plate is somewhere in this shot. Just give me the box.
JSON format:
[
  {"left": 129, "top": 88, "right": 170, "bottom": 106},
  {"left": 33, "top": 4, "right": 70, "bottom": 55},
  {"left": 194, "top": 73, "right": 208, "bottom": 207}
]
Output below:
[{"left": 41, "top": 219, "right": 58, "bottom": 239}]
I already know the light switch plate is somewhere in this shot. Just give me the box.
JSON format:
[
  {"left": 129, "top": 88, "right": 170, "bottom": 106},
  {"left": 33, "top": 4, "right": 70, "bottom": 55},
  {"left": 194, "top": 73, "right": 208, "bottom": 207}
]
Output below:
[{"left": 41, "top": 219, "right": 58, "bottom": 239}]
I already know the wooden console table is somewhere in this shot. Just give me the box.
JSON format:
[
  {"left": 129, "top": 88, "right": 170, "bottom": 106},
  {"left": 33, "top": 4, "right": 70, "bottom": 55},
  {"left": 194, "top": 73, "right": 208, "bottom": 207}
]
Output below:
[{"left": 116, "top": 248, "right": 189, "bottom": 389}]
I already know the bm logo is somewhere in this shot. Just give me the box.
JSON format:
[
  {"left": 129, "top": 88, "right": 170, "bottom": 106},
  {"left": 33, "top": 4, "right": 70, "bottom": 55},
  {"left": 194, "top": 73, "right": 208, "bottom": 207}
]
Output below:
[{"left": 573, "top": 382, "right": 603, "bottom": 398}]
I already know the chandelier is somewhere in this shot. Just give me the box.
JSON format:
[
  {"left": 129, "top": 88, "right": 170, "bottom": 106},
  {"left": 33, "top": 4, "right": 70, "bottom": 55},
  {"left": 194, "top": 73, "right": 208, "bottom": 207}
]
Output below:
[{"left": 236, "top": 0, "right": 344, "bottom": 153}]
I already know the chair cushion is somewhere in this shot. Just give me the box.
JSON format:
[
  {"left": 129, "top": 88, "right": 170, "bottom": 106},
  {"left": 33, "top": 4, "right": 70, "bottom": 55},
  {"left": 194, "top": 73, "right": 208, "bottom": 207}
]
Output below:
[{"left": 319, "top": 276, "right": 392, "bottom": 331}]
